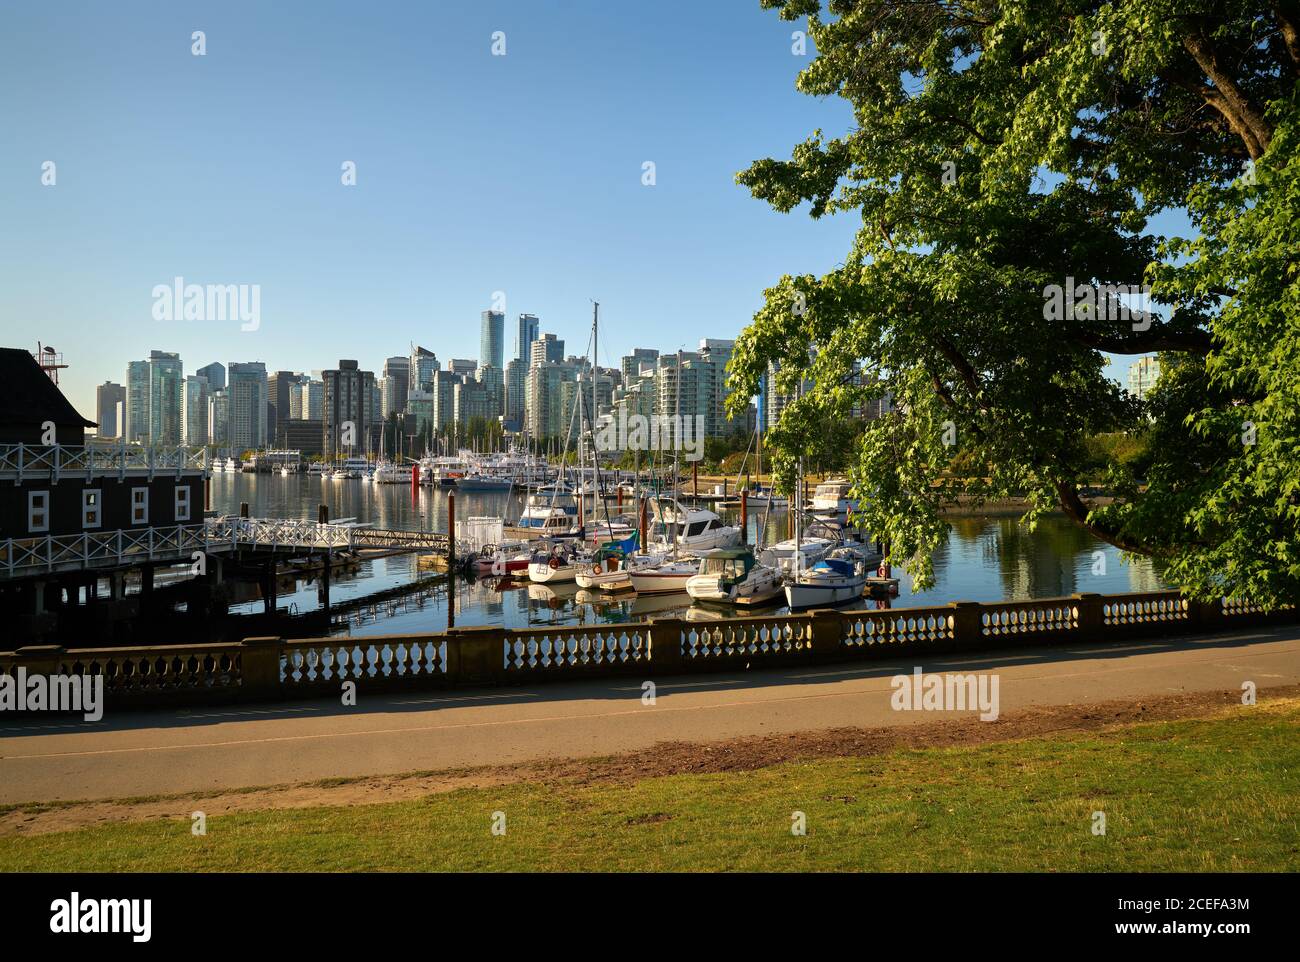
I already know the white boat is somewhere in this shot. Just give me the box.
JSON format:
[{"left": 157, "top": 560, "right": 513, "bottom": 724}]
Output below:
[
  {"left": 454, "top": 473, "right": 514, "bottom": 492},
  {"left": 626, "top": 557, "right": 700, "bottom": 595},
  {"left": 649, "top": 498, "right": 740, "bottom": 553},
  {"left": 784, "top": 546, "right": 870, "bottom": 610},
  {"left": 685, "top": 547, "right": 784, "bottom": 606},
  {"left": 810, "top": 478, "right": 859, "bottom": 521},
  {"left": 370, "top": 461, "right": 409, "bottom": 484},
  {"left": 761, "top": 535, "right": 836, "bottom": 575},
  {"left": 278, "top": 464, "right": 296, "bottom": 476},
  {"left": 574, "top": 537, "right": 654, "bottom": 591},
  {"left": 307, "top": 462, "right": 329, "bottom": 476},
  {"left": 527, "top": 543, "right": 587, "bottom": 584},
  {"left": 515, "top": 484, "right": 580, "bottom": 535}
]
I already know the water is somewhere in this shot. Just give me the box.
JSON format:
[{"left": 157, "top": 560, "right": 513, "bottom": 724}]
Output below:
[{"left": 208, "top": 473, "right": 1164, "bottom": 638}]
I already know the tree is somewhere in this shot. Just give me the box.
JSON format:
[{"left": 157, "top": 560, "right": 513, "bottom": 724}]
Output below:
[{"left": 727, "top": 0, "right": 1300, "bottom": 606}]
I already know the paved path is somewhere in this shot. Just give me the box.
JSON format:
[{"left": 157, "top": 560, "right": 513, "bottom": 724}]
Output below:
[{"left": 2, "top": 626, "right": 1298, "bottom": 804}]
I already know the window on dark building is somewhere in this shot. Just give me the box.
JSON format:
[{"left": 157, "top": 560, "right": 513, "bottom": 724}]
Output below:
[
  {"left": 82, "top": 489, "right": 101, "bottom": 529},
  {"left": 28, "top": 491, "right": 50, "bottom": 533}
]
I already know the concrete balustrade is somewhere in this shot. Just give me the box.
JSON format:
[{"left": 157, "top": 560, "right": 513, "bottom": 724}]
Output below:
[{"left": 1, "top": 590, "right": 1294, "bottom": 711}]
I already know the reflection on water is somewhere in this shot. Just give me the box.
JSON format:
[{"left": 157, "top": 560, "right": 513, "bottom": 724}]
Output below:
[{"left": 210, "top": 474, "right": 1164, "bottom": 638}]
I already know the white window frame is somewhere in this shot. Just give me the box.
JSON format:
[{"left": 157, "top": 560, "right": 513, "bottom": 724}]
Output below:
[
  {"left": 174, "top": 486, "right": 191, "bottom": 522},
  {"left": 82, "top": 488, "right": 102, "bottom": 529},
  {"left": 131, "top": 487, "right": 149, "bottom": 525},
  {"left": 28, "top": 490, "right": 49, "bottom": 533}
]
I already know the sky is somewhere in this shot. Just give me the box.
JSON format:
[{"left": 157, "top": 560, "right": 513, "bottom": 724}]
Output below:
[{"left": 1, "top": 0, "right": 1153, "bottom": 419}]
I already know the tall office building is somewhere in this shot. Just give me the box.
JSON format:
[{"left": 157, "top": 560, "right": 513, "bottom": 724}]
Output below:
[
  {"left": 266, "top": 370, "right": 295, "bottom": 447},
  {"left": 382, "top": 356, "right": 411, "bottom": 417},
  {"left": 181, "top": 375, "right": 210, "bottom": 446},
  {"left": 409, "top": 346, "right": 439, "bottom": 392},
  {"left": 227, "top": 362, "right": 268, "bottom": 451},
  {"left": 196, "top": 361, "right": 226, "bottom": 394},
  {"left": 208, "top": 390, "right": 230, "bottom": 446},
  {"left": 480, "top": 310, "right": 505, "bottom": 371},
  {"left": 125, "top": 361, "right": 148, "bottom": 442},
  {"left": 516, "top": 314, "right": 539, "bottom": 364},
  {"left": 449, "top": 358, "right": 478, "bottom": 378},
  {"left": 95, "top": 381, "right": 125, "bottom": 439},
  {"left": 322, "top": 359, "right": 377, "bottom": 459},
  {"left": 125, "top": 351, "right": 183, "bottom": 445},
  {"left": 476, "top": 364, "right": 504, "bottom": 416},
  {"left": 290, "top": 378, "right": 323, "bottom": 421},
  {"left": 505, "top": 359, "right": 525, "bottom": 424}
]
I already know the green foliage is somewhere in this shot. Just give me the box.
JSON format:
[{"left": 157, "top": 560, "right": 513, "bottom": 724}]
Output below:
[{"left": 730, "top": 0, "right": 1300, "bottom": 604}]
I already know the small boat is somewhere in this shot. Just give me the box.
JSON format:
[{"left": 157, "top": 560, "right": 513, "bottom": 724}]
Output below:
[
  {"left": 626, "top": 556, "right": 698, "bottom": 595},
  {"left": 455, "top": 473, "right": 514, "bottom": 492},
  {"left": 527, "top": 543, "right": 587, "bottom": 584},
  {"left": 784, "top": 546, "right": 871, "bottom": 610},
  {"left": 471, "top": 540, "right": 532, "bottom": 576},
  {"left": 648, "top": 498, "right": 741, "bottom": 553},
  {"left": 810, "top": 478, "right": 859, "bottom": 521},
  {"left": 686, "top": 547, "right": 784, "bottom": 606},
  {"left": 574, "top": 534, "right": 642, "bottom": 591},
  {"left": 370, "top": 461, "right": 409, "bottom": 484},
  {"left": 761, "top": 534, "right": 836, "bottom": 575},
  {"left": 307, "top": 462, "right": 329, "bottom": 476}
]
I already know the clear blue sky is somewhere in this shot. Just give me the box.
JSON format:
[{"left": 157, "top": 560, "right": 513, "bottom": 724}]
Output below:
[{"left": 1, "top": 0, "right": 1148, "bottom": 419}]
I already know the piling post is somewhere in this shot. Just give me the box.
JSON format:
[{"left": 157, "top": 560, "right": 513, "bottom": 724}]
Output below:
[
  {"left": 263, "top": 557, "right": 277, "bottom": 615},
  {"left": 318, "top": 504, "right": 329, "bottom": 524},
  {"left": 239, "top": 501, "right": 249, "bottom": 519},
  {"left": 740, "top": 489, "right": 748, "bottom": 543},
  {"left": 638, "top": 496, "right": 647, "bottom": 547},
  {"left": 448, "top": 493, "right": 456, "bottom": 569}
]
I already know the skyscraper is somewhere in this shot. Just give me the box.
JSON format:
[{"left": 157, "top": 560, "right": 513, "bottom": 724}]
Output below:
[
  {"left": 480, "top": 310, "right": 505, "bottom": 371},
  {"left": 196, "top": 362, "right": 226, "bottom": 393},
  {"left": 95, "top": 381, "right": 125, "bottom": 439},
  {"left": 266, "top": 371, "right": 295, "bottom": 447},
  {"left": 181, "top": 375, "right": 210, "bottom": 446},
  {"left": 529, "top": 333, "right": 563, "bottom": 368},
  {"left": 125, "top": 351, "right": 183, "bottom": 445},
  {"left": 516, "top": 313, "right": 539, "bottom": 364},
  {"left": 382, "top": 356, "right": 411, "bottom": 417},
  {"left": 409, "top": 346, "right": 439, "bottom": 392},
  {"left": 322, "top": 359, "right": 376, "bottom": 459},
  {"left": 227, "top": 362, "right": 268, "bottom": 451}
]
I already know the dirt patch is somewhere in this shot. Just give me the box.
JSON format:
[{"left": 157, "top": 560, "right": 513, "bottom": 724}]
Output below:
[{"left": 3, "top": 684, "right": 1295, "bottom": 838}]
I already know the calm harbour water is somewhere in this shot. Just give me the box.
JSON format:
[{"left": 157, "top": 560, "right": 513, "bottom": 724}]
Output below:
[{"left": 208, "top": 473, "right": 1164, "bottom": 638}]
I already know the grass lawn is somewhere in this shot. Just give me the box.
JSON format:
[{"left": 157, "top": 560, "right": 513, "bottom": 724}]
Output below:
[{"left": 2, "top": 701, "right": 1297, "bottom": 872}]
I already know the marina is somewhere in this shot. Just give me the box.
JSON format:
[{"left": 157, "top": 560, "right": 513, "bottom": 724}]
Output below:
[{"left": 203, "top": 471, "right": 1165, "bottom": 638}]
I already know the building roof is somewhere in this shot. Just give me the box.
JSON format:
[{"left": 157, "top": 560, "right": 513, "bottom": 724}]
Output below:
[{"left": 0, "top": 348, "right": 96, "bottom": 428}]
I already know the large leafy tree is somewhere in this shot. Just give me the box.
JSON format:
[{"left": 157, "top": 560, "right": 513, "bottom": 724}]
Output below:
[{"left": 728, "top": 0, "right": 1300, "bottom": 605}]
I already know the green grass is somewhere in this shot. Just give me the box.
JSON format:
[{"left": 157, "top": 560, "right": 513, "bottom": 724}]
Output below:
[{"left": 3, "top": 704, "right": 1298, "bottom": 872}]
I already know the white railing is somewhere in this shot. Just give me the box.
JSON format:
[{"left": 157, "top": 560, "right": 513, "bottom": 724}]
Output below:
[
  {"left": 0, "top": 517, "right": 460, "bottom": 579},
  {"left": 0, "top": 443, "right": 210, "bottom": 482},
  {"left": 207, "top": 517, "right": 355, "bottom": 551},
  {"left": 0, "top": 524, "right": 219, "bottom": 577}
]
